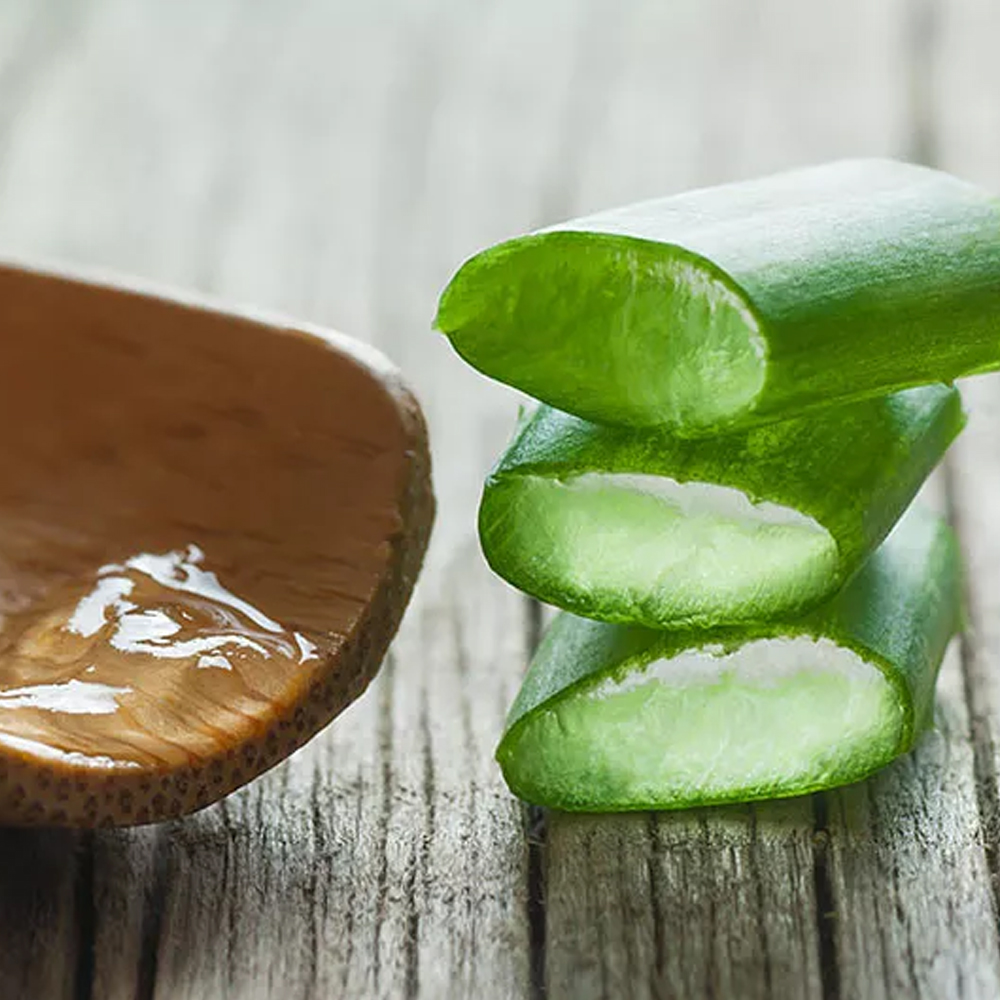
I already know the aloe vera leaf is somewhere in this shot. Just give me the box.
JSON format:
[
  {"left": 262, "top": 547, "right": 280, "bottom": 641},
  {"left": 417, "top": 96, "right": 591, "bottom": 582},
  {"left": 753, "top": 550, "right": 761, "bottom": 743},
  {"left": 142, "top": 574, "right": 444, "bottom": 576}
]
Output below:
[
  {"left": 479, "top": 385, "right": 963, "bottom": 629},
  {"left": 437, "top": 159, "right": 1000, "bottom": 434},
  {"left": 495, "top": 505, "right": 960, "bottom": 811}
]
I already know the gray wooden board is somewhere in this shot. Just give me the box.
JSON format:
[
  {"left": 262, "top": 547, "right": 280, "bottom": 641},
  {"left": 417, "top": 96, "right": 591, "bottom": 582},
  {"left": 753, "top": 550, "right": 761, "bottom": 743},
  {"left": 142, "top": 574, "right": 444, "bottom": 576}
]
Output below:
[{"left": 0, "top": 1, "right": 998, "bottom": 998}]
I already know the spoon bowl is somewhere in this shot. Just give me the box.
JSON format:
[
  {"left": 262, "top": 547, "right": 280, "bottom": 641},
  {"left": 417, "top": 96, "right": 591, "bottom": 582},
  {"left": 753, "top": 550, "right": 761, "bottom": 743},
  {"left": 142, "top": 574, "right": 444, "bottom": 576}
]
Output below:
[{"left": 0, "top": 260, "right": 433, "bottom": 826}]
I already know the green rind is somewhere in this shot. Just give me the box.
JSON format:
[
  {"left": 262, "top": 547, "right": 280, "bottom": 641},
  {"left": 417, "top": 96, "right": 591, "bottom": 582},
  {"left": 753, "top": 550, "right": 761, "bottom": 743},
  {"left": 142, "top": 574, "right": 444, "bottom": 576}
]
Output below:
[
  {"left": 479, "top": 386, "right": 964, "bottom": 628},
  {"left": 437, "top": 159, "right": 1000, "bottom": 433},
  {"left": 496, "top": 506, "right": 961, "bottom": 811}
]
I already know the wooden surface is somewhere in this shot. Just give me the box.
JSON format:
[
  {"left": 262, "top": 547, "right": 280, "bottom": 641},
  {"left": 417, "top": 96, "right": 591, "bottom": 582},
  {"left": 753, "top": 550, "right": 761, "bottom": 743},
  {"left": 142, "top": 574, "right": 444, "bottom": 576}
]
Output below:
[{"left": 0, "top": 1, "right": 999, "bottom": 997}]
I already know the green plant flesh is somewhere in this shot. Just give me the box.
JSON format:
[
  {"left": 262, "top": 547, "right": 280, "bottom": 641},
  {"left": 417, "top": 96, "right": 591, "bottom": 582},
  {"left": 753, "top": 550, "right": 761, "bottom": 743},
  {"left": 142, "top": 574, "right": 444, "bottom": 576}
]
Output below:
[
  {"left": 437, "top": 159, "right": 1000, "bottom": 433},
  {"left": 496, "top": 506, "right": 959, "bottom": 811},
  {"left": 480, "top": 385, "right": 963, "bottom": 629}
]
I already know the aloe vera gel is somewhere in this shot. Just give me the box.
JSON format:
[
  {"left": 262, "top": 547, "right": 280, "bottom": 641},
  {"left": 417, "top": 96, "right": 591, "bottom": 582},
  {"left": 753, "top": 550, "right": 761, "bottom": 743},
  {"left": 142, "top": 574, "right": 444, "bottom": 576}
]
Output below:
[
  {"left": 438, "top": 159, "right": 1000, "bottom": 434},
  {"left": 497, "top": 509, "right": 959, "bottom": 810}
]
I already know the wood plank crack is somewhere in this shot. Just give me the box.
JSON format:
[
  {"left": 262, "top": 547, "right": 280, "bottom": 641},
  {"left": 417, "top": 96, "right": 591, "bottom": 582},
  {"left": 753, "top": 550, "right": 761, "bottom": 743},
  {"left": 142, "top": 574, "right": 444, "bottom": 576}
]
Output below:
[
  {"left": 810, "top": 795, "right": 841, "bottom": 1000},
  {"left": 373, "top": 652, "right": 398, "bottom": 993},
  {"left": 748, "top": 807, "right": 774, "bottom": 1000},
  {"left": 306, "top": 764, "right": 326, "bottom": 1000},
  {"left": 526, "top": 804, "right": 548, "bottom": 1000},
  {"left": 132, "top": 828, "right": 168, "bottom": 1000},
  {"left": 525, "top": 597, "right": 548, "bottom": 1000},
  {"left": 644, "top": 813, "right": 665, "bottom": 999},
  {"left": 72, "top": 832, "right": 95, "bottom": 1000},
  {"left": 339, "top": 769, "right": 365, "bottom": 996},
  {"left": 404, "top": 684, "right": 437, "bottom": 1000}
]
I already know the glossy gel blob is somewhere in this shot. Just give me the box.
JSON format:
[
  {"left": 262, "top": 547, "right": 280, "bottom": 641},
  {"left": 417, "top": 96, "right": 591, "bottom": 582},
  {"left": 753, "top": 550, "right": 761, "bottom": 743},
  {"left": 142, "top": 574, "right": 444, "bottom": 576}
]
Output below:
[{"left": 0, "top": 545, "right": 321, "bottom": 770}]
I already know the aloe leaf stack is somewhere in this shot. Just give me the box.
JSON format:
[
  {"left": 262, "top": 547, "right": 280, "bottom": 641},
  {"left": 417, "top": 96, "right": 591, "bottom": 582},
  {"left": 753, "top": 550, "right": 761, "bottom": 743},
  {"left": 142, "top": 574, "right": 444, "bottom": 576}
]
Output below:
[{"left": 436, "top": 159, "right": 989, "bottom": 811}]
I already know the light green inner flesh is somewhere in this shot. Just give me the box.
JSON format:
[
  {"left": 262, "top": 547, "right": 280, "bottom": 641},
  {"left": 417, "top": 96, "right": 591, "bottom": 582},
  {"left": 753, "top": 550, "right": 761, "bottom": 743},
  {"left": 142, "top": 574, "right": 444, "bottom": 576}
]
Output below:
[
  {"left": 443, "top": 237, "right": 768, "bottom": 428},
  {"left": 502, "top": 637, "right": 905, "bottom": 809},
  {"left": 490, "top": 474, "right": 840, "bottom": 626}
]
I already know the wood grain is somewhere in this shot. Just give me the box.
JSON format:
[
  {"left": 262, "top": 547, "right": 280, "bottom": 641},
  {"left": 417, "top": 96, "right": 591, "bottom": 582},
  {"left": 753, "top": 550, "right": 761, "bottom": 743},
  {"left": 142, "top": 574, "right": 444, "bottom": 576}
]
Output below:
[
  {"left": 546, "top": 801, "right": 823, "bottom": 1000},
  {"left": 0, "top": 0, "right": 999, "bottom": 998}
]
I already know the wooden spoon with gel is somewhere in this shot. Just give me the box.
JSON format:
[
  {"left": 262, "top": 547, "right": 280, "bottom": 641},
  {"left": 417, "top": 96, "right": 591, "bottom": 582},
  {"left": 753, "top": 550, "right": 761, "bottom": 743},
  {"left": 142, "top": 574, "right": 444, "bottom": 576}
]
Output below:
[{"left": 0, "top": 261, "right": 433, "bottom": 826}]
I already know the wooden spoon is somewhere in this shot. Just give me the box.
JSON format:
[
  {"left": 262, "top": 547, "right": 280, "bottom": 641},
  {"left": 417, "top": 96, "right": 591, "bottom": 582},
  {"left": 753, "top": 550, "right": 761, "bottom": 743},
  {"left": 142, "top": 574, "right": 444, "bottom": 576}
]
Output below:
[{"left": 0, "top": 260, "right": 433, "bottom": 826}]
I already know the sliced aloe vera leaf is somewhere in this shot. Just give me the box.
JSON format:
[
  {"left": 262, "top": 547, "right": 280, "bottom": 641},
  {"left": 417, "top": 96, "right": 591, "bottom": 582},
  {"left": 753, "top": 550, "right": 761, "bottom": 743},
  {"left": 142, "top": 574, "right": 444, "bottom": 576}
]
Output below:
[
  {"left": 480, "top": 385, "right": 963, "bottom": 629},
  {"left": 437, "top": 159, "right": 1000, "bottom": 434},
  {"left": 496, "top": 505, "right": 960, "bottom": 811}
]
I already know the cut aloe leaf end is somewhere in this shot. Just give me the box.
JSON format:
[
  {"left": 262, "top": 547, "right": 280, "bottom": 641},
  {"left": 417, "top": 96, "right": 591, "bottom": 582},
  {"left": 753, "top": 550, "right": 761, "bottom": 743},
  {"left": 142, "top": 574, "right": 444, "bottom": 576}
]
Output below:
[
  {"left": 480, "top": 385, "right": 963, "bottom": 629},
  {"left": 496, "top": 506, "right": 960, "bottom": 811},
  {"left": 438, "top": 235, "right": 767, "bottom": 432},
  {"left": 437, "top": 159, "right": 1000, "bottom": 433},
  {"left": 483, "top": 470, "right": 839, "bottom": 627},
  {"left": 500, "top": 634, "right": 903, "bottom": 810}
]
